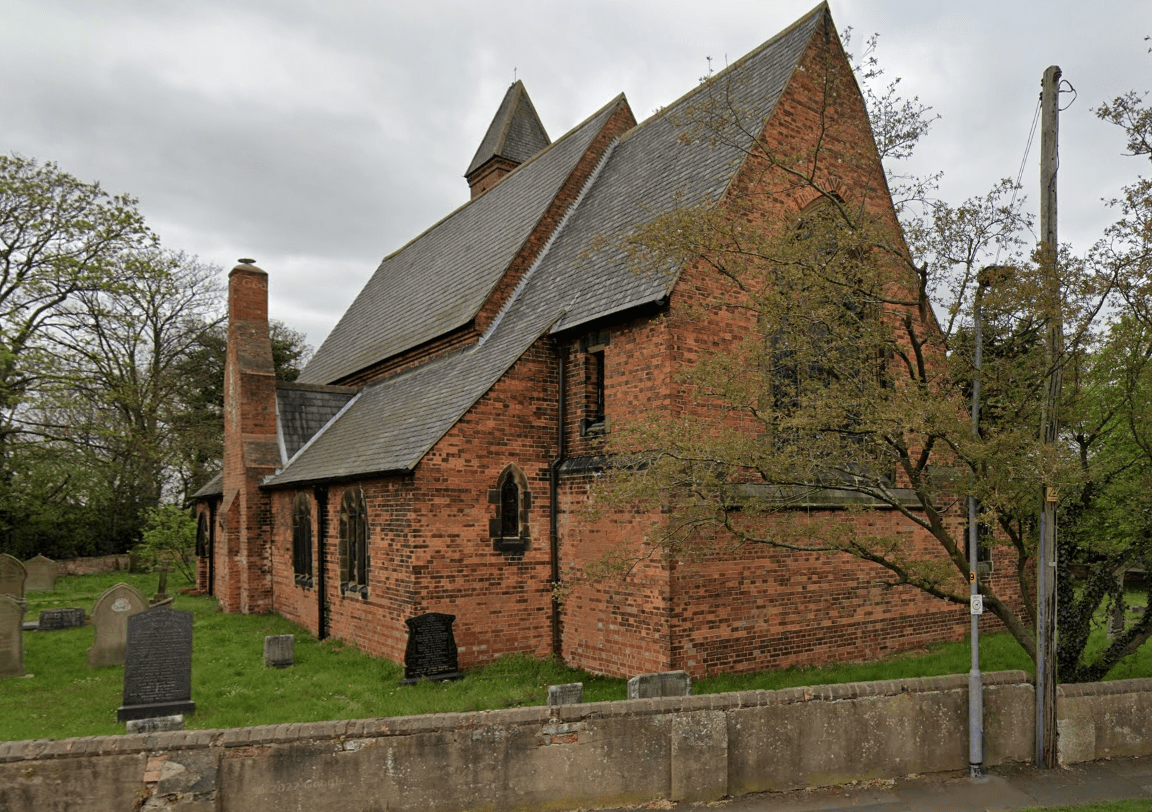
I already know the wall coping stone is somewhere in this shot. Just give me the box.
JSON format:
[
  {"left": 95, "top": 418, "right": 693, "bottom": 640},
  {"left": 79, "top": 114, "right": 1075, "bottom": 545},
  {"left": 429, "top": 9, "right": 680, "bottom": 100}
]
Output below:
[
  {"left": 1059, "top": 677, "right": 1152, "bottom": 697},
  {"left": 0, "top": 669, "right": 1041, "bottom": 763}
]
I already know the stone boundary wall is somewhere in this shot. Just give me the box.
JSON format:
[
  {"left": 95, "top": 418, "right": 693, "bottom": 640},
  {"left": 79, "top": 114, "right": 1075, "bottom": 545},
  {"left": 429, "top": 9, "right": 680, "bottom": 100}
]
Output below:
[
  {"left": 57, "top": 555, "right": 131, "bottom": 576},
  {"left": 3, "top": 671, "right": 1152, "bottom": 812}
]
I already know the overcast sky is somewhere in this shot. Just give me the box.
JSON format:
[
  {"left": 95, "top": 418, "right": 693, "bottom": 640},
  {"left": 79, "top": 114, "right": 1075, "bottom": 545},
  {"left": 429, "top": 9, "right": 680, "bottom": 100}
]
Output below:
[{"left": 2, "top": 0, "right": 1149, "bottom": 349}]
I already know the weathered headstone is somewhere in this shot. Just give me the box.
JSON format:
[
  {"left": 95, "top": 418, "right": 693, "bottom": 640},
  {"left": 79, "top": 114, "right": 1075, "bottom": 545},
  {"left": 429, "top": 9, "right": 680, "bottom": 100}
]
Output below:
[
  {"left": 627, "top": 670, "right": 692, "bottom": 699},
  {"left": 0, "top": 554, "right": 26, "bottom": 602},
  {"left": 402, "top": 612, "right": 460, "bottom": 683},
  {"left": 264, "top": 634, "right": 294, "bottom": 668},
  {"left": 37, "top": 607, "right": 85, "bottom": 631},
  {"left": 118, "top": 604, "right": 196, "bottom": 721},
  {"left": 0, "top": 594, "right": 24, "bottom": 677},
  {"left": 23, "top": 554, "right": 58, "bottom": 592},
  {"left": 125, "top": 714, "right": 185, "bottom": 734},
  {"left": 548, "top": 682, "right": 584, "bottom": 706},
  {"left": 88, "top": 582, "right": 147, "bottom": 667},
  {"left": 150, "top": 564, "right": 169, "bottom": 606}
]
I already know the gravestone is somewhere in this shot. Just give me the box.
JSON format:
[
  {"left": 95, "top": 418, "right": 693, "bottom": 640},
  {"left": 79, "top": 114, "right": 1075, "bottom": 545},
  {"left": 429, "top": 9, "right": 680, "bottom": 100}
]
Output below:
[
  {"left": 118, "top": 604, "right": 196, "bottom": 721},
  {"left": 264, "top": 634, "right": 294, "bottom": 668},
  {"left": 126, "top": 715, "right": 185, "bottom": 734},
  {"left": 548, "top": 682, "right": 584, "bottom": 707},
  {"left": 0, "top": 595, "right": 24, "bottom": 677},
  {"left": 38, "top": 607, "right": 85, "bottom": 631},
  {"left": 402, "top": 612, "right": 460, "bottom": 683},
  {"left": 150, "top": 564, "right": 169, "bottom": 606},
  {"left": 627, "top": 670, "right": 692, "bottom": 699},
  {"left": 0, "top": 554, "right": 26, "bottom": 602},
  {"left": 88, "top": 582, "right": 147, "bottom": 667},
  {"left": 23, "top": 555, "right": 58, "bottom": 592}
]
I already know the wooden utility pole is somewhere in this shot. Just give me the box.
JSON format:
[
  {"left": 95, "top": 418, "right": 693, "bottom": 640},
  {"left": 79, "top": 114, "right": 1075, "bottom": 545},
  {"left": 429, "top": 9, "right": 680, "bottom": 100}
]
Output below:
[{"left": 1035, "top": 64, "right": 1062, "bottom": 770}]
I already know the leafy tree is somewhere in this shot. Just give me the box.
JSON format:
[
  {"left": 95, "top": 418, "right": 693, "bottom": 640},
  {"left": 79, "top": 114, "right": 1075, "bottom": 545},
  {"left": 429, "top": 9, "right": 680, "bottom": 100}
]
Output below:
[
  {"left": 0, "top": 154, "right": 153, "bottom": 552},
  {"left": 138, "top": 504, "right": 197, "bottom": 583},
  {"left": 595, "top": 34, "right": 1152, "bottom": 682}
]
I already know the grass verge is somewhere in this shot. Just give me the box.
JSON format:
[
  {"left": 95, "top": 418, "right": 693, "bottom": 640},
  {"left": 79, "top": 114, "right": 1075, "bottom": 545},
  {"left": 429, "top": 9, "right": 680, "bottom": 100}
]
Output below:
[{"left": 3, "top": 573, "right": 1150, "bottom": 742}]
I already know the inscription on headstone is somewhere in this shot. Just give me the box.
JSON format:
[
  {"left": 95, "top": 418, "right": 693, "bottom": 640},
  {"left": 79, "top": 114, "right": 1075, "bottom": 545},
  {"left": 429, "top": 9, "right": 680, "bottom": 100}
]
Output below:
[
  {"left": 402, "top": 612, "right": 460, "bottom": 683},
  {"left": 264, "top": 634, "right": 294, "bottom": 668},
  {"left": 548, "top": 682, "right": 584, "bottom": 707},
  {"left": 126, "top": 714, "right": 185, "bottom": 734},
  {"left": 88, "top": 583, "right": 147, "bottom": 667},
  {"left": 23, "top": 555, "right": 58, "bottom": 592},
  {"left": 0, "top": 595, "right": 25, "bottom": 677},
  {"left": 118, "top": 605, "right": 196, "bottom": 721},
  {"left": 0, "top": 554, "right": 26, "bottom": 601},
  {"left": 38, "top": 607, "right": 85, "bottom": 631},
  {"left": 627, "top": 670, "right": 692, "bottom": 699}
]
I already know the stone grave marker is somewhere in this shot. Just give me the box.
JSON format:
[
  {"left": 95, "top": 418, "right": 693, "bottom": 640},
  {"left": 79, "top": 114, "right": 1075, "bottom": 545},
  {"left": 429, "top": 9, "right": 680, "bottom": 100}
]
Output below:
[
  {"left": 0, "top": 594, "right": 24, "bottom": 677},
  {"left": 126, "top": 715, "right": 185, "bottom": 734},
  {"left": 548, "top": 682, "right": 584, "bottom": 707},
  {"left": 118, "top": 604, "right": 196, "bottom": 721},
  {"left": 0, "top": 554, "right": 26, "bottom": 602},
  {"left": 264, "top": 634, "right": 294, "bottom": 668},
  {"left": 23, "top": 555, "right": 58, "bottom": 592},
  {"left": 88, "top": 582, "right": 147, "bottom": 667},
  {"left": 627, "top": 670, "right": 692, "bottom": 699},
  {"left": 150, "top": 564, "right": 170, "bottom": 606},
  {"left": 402, "top": 612, "right": 460, "bottom": 683},
  {"left": 38, "top": 607, "right": 85, "bottom": 631}
]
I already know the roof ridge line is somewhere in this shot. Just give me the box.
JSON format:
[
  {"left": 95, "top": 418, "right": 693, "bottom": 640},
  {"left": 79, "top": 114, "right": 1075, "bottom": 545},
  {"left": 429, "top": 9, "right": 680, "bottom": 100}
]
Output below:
[
  {"left": 372, "top": 93, "right": 630, "bottom": 270},
  {"left": 618, "top": 2, "right": 826, "bottom": 144},
  {"left": 479, "top": 134, "right": 621, "bottom": 345}
]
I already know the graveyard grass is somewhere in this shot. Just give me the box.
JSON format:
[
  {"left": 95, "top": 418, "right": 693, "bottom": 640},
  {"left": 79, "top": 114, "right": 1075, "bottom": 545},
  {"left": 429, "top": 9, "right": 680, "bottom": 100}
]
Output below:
[{"left": 3, "top": 571, "right": 1151, "bottom": 742}]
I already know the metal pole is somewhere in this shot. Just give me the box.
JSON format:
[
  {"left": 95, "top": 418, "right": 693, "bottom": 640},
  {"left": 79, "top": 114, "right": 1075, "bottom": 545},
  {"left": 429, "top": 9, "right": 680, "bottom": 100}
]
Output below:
[
  {"left": 1036, "top": 64, "right": 1062, "bottom": 770},
  {"left": 968, "top": 273, "right": 988, "bottom": 778}
]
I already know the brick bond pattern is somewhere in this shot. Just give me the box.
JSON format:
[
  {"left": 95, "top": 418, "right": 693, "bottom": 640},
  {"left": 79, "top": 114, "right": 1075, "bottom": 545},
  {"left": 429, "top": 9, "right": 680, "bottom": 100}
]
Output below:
[{"left": 199, "top": 9, "right": 1023, "bottom": 680}]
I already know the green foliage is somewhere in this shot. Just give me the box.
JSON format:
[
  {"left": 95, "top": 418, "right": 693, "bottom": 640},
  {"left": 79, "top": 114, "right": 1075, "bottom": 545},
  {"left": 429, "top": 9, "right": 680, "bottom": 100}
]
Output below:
[
  {"left": 138, "top": 504, "right": 197, "bottom": 582},
  {"left": 594, "top": 36, "right": 1152, "bottom": 683}
]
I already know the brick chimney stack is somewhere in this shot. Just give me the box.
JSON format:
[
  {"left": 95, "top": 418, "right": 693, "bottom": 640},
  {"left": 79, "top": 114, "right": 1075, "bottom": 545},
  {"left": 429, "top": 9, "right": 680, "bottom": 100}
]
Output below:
[{"left": 219, "top": 259, "right": 279, "bottom": 614}]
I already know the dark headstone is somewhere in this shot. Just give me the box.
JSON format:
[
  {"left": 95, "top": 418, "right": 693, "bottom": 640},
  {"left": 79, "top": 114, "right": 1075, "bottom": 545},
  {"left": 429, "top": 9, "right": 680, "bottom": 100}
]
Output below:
[
  {"left": 402, "top": 612, "right": 460, "bottom": 683},
  {"left": 126, "top": 715, "right": 185, "bottom": 734},
  {"left": 627, "top": 670, "right": 692, "bottom": 699},
  {"left": 24, "top": 555, "right": 58, "bottom": 592},
  {"left": 548, "top": 682, "right": 584, "bottom": 706},
  {"left": 264, "top": 634, "right": 294, "bottom": 668},
  {"left": 37, "top": 607, "right": 85, "bottom": 631},
  {"left": 118, "top": 605, "right": 196, "bottom": 721},
  {"left": 0, "top": 595, "right": 23, "bottom": 677}
]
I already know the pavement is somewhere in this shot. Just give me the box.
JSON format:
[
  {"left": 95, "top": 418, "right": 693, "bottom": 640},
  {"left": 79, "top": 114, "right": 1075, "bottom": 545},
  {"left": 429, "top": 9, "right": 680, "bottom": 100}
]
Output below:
[{"left": 586, "top": 755, "right": 1152, "bottom": 811}]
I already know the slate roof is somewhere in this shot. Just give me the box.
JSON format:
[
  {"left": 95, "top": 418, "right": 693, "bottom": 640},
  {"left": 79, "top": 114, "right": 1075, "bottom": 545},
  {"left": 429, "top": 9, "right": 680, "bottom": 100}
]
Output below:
[
  {"left": 299, "top": 95, "right": 625, "bottom": 386},
  {"left": 465, "top": 81, "right": 551, "bottom": 177},
  {"left": 529, "top": 5, "right": 824, "bottom": 335},
  {"left": 267, "top": 3, "right": 829, "bottom": 488},
  {"left": 266, "top": 303, "right": 560, "bottom": 486},
  {"left": 276, "top": 382, "right": 358, "bottom": 462},
  {"left": 191, "top": 472, "right": 222, "bottom": 499}
]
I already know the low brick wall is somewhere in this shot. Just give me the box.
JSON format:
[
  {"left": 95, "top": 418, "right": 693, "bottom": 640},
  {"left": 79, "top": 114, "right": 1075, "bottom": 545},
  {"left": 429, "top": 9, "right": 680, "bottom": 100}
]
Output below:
[
  {"left": 2, "top": 671, "right": 1151, "bottom": 812},
  {"left": 57, "top": 555, "right": 131, "bottom": 576}
]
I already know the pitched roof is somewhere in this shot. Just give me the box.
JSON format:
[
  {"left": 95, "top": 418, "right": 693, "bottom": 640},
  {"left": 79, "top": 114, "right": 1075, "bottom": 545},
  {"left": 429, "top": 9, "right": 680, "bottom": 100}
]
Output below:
[
  {"left": 527, "top": 4, "right": 825, "bottom": 335},
  {"left": 276, "top": 382, "right": 358, "bottom": 462},
  {"left": 269, "top": 4, "right": 829, "bottom": 487},
  {"left": 465, "top": 80, "right": 551, "bottom": 177},
  {"left": 299, "top": 95, "right": 626, "bottom": 386},
  {"left": 266, "top": 304, "right": 559, "bottom": 487}
]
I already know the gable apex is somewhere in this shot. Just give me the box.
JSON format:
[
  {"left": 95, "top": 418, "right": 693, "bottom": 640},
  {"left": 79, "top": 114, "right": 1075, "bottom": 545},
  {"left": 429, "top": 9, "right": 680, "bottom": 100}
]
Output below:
[{"left": 466, "top": 80, "right": 552, "bottom": 197}]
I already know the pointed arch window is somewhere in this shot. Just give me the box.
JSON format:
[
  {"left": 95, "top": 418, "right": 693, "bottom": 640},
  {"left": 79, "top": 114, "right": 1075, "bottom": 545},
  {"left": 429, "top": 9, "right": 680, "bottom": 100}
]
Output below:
[
  {"left": 292, "top": 493, "right": 314, "bottom": 587},
  {"left": 338, "top": 487, "right": 369, "bottom": 597},
  {"left": 195, "top": 512, "right": 209, "bottom": 558},
  {"left": 489, "top": 464, "right": 530, "bottom": 553}
]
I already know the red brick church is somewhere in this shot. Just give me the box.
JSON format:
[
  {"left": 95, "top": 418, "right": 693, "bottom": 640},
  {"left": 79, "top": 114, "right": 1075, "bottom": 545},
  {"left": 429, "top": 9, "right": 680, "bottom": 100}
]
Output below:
[{"left": 194, "top": 4, "right": 983, "bottom": 678}]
